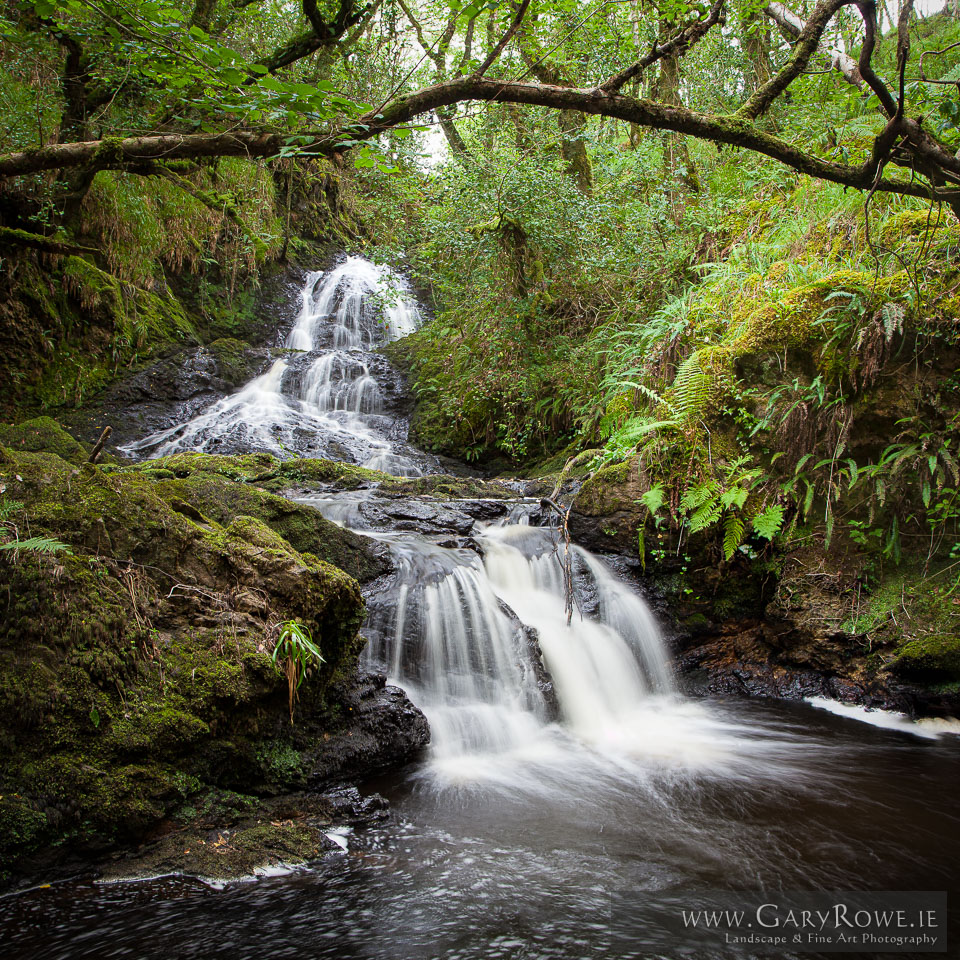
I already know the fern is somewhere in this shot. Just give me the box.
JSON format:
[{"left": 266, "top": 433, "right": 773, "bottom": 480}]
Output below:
[
  {"left": 639, "top": 483, "right": 666, "bottom": 516},
  {"left": 938, "top": 61, "right": 960, "bottom": 84},
  {"left": 720, "top": 487, "right": 748, "bottom": 510},
  {"left": 680, "top": 479, "right": 719, "bottom": 511},
  {"left": 723, "top": 513, "right": 746, "bottom": 560},
  {"left": 0, "top": 536, "right": 72, "bottom": 554},
  {"left": 752, "top": 504, "right": 785, "bottom": 541},
  {"left": 689, "top": 499, "right": 721, "bottom": 533},
  {"left": 673, "top": 352, "right": 715, "bottom": 422},
  {"left": 0, "top": 499, "right": 24, "bottom": 521}
]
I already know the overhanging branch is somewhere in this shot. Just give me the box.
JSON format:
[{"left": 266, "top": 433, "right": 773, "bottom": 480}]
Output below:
[
  {"left": 2, "top": 80, "right": 954, "bottom": 208},
  {"left": 599, "top": 0, "right": 726, "bottom": 94}
]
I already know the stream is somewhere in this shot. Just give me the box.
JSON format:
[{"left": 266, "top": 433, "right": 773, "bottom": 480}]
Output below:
[{"left": 5, "top": 257, "right": 960, "bottom": 959}]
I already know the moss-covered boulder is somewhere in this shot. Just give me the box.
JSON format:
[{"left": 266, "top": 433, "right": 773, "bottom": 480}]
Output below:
[
  {"left": 0, "top": 430, "right": 426, "bottom": 887},
  {"left": 0, "top": 417, "right": 90, "bottom": 464},
  {"left": 569, "top": 458, "right": 644, "bottom": 553},
  {"left": 892, "top": 637, "right": 960, "bottom": 683}
]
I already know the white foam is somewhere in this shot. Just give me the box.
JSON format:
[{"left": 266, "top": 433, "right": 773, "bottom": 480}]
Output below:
[{"left": 805, "top": 696, "right": 960, "bottom": 739}]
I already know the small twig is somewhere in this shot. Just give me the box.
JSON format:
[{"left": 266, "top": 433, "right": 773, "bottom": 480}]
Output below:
[
  {"left": 541, "top": 496, "right": 576, "bottom": 626},
  {"left": 88, "top": 426, "right": 112, "bottom": 463}
]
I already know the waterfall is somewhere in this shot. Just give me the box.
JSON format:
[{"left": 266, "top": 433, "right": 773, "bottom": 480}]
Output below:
[
  {"left": 330, "top": 504, "right": 784, "bottom": 794},
  {"left": 121, "top": 257, "right": 431, "bottom": 476},
  {"left": 125, "top": 251, "right": 810, "bottom": 792}
]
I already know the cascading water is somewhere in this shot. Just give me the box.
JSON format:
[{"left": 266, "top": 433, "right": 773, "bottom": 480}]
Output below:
[
  {"left": 304, "top": 494, "right": 815, "bottom": 794},
  {"left": 121, "top": 256, "right": 433, "bottom": 476}
]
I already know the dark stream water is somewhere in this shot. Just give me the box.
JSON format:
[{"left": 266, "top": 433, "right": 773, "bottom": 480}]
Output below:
[
  {"left": 4, "top": 258, "right": 958, "bottom": 959},
  {"left": 4, "top": 701, "right": 959, "bottom": 959}
]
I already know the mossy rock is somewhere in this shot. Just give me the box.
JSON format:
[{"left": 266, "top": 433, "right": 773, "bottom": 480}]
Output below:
[
  {"left": 892, "top": 636, "right": 960, "bottom": 683},
  {"left": 0, "top": 437, "right": 377, "bottom": 878},
  {"left": 151, "top": 472, "right": 390, "bottom": 583},
  {"left": 0, "top": 417, "right": 89, "bottom": 464},
  {"left": 206, "top": 338, "right": 259, "bottom": 387}
]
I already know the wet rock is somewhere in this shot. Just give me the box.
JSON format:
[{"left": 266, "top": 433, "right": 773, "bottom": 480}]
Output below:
[
  {"left": 495, "top": 599, "right": 561, "bottom": 722},
  {"left": 568, "top": 458, "right": 645, "bottom": 554},
  {"left": 453, "top": 499, "right": 509, "bottom": 521},
  {"left": 384, "top": 500, "right": 475, "bottom": 536},
  {"left": 95, "top": 786, "right": 389, "bottom": 885},
  {"left": 0, "top": 437, "right": 429, "bottom": 890},
  {"left": 322, "top": 785, "right": 389, "bottom": 826},
  {"left": 521, "top": 625, "right": 561, "bottom": 721},
  {"left": 302, "top": 673, "right": 430, "bottom": 785},
  {"left": 437, "top": 536, "right": 482, "bottom": 552}
]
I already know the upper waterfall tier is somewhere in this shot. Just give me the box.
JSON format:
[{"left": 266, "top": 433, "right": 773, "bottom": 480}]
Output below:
[{"left": 121, "top": 257, "right": 436, "bottom": 477}]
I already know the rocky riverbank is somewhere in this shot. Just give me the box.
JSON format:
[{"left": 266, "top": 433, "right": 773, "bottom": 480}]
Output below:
[{"left": 568, "top": 458, "right": 960, "bottom": 718}]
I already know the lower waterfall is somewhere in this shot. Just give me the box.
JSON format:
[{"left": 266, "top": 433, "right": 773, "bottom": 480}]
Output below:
[{"left": 304, "top": 494, "right": 813, "bottom": 794}]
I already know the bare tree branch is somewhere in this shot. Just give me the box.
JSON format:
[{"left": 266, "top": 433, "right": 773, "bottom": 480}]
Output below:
[
  {"left": 856, "top": 0, "right": 898, "bottom": 117},
  {"left": 740, "top": 0, "right": 858, "bottom": 120},
  {"left": 598, "top": 0, "right": 725, "bottom": 94},
  {"left": 2, "top": 80, "right": 955, "bottom": 206},
  {"left": 764, "top": 1, "right": 862, "bottom": 86},
  {"left": 896, "top": 0, "right": 915, "bottom": 117},
  {"left": 473, "top": 0, "right": 531, "bottom": 78}
]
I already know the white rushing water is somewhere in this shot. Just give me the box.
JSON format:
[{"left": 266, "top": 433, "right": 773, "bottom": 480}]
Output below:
[
  {"left": 122, "top": 257, "right": 428, "bottom": 475},
  {"left": 129, "top": 255, "right": 848, "bottom": 793},
  {"left": 321, "top": 506, "right": 824, "bottom": 798}
]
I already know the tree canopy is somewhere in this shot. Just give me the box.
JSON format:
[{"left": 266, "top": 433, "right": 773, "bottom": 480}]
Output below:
[{"left": 2, "top": 0, "right": 960, "bottom": 227}]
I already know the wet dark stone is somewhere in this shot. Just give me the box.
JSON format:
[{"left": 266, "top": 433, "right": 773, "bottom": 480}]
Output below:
[
  {"left": 303, "top": 673, "right": 430, "bottom": 786},
  {"left": 383, "top": 500, "right": 475, "bottom": 536},
  {"left": 451, "top": 499, "right": 509, "bottom": 521},
  {"left": 521, "top": 624, "right": 561, "bottom": 722},
  {"left": 321, "top": 785, "right": 390, "bottom": 826}
]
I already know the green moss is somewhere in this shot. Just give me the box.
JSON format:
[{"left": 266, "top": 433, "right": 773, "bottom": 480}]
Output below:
[
  {"left": 893, "top": 636, "right": 960, "bottom": 682},
  {"left": 107, "top": 706, "right": 210, "bottom": 754},
  {"left": 0, "top": 429, "right": 377, "bottom": 879},
  {"left": 0, "top": 797, "right": 48, "bottom": 870},
  {"left": 206, "top": 338, "right": 256, "bottom": 386},
  {"left": 149, "top": 470, "right": 389, "bottom": 582},
  {"left": 255, "top": 740, "right": 306, "bottom": 788},
  {"left": 574, "top": 459, "right": 635, "bottom": 516},
  {"left": 0, "top": 417, "right": 89, "bottom": 464}
]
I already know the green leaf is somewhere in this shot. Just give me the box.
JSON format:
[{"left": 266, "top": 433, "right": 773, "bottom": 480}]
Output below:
[
  {"left": 723, "top": 513, "right": 746, "bottom": 561},
  {"left": 639, "top": 482, "right": 665, "bottom": 516},
  {"left": 752, "top": 504, "right": 785, "bottom": 541},
  {"left": 689, "top": 499, "right": 721, "bottom": 533},
  {"left": 0, "top": 535, "right": 71, "bottom": 554},
  {"left": 720, "top": 487, "right": 748, "bottom": 510}
]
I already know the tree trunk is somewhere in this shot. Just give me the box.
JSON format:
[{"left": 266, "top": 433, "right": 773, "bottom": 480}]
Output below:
[
  {"left": 437, "top": 109, "right": 467, "bottom": 154},
  {"left": 743, "top": 11, "right": 773, "bottom": 92},
  {"left": 654, "top": 30, "right": 700, "bottom": 193}
]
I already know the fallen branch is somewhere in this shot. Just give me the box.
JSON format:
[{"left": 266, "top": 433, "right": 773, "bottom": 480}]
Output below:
[{"left": 88, "top": 425, "right": 112, "bottom": 463}]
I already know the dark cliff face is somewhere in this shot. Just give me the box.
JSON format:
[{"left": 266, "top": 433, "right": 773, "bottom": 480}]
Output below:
[{"left": 0, "top": 423, "right": 428, "bottom": 889}]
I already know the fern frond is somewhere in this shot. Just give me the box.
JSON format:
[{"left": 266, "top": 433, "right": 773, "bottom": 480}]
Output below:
[
  {"left": 723, "top": 513, "right": 746, "bottom": 560},
  {"left": 689, "top": 500, "right": 722, "bottom": 533},
  {"left": 0, "top": 536, "right": 72, "bottom": 555},
  {"left": 752, "top": 504, "right": 785, "bottom": 541},
  {"left": 681, "top": 479, "right": 719, "bottom": 511},
  {"left": 639, "top": 483, "right": 666, "bottom": 516}
]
